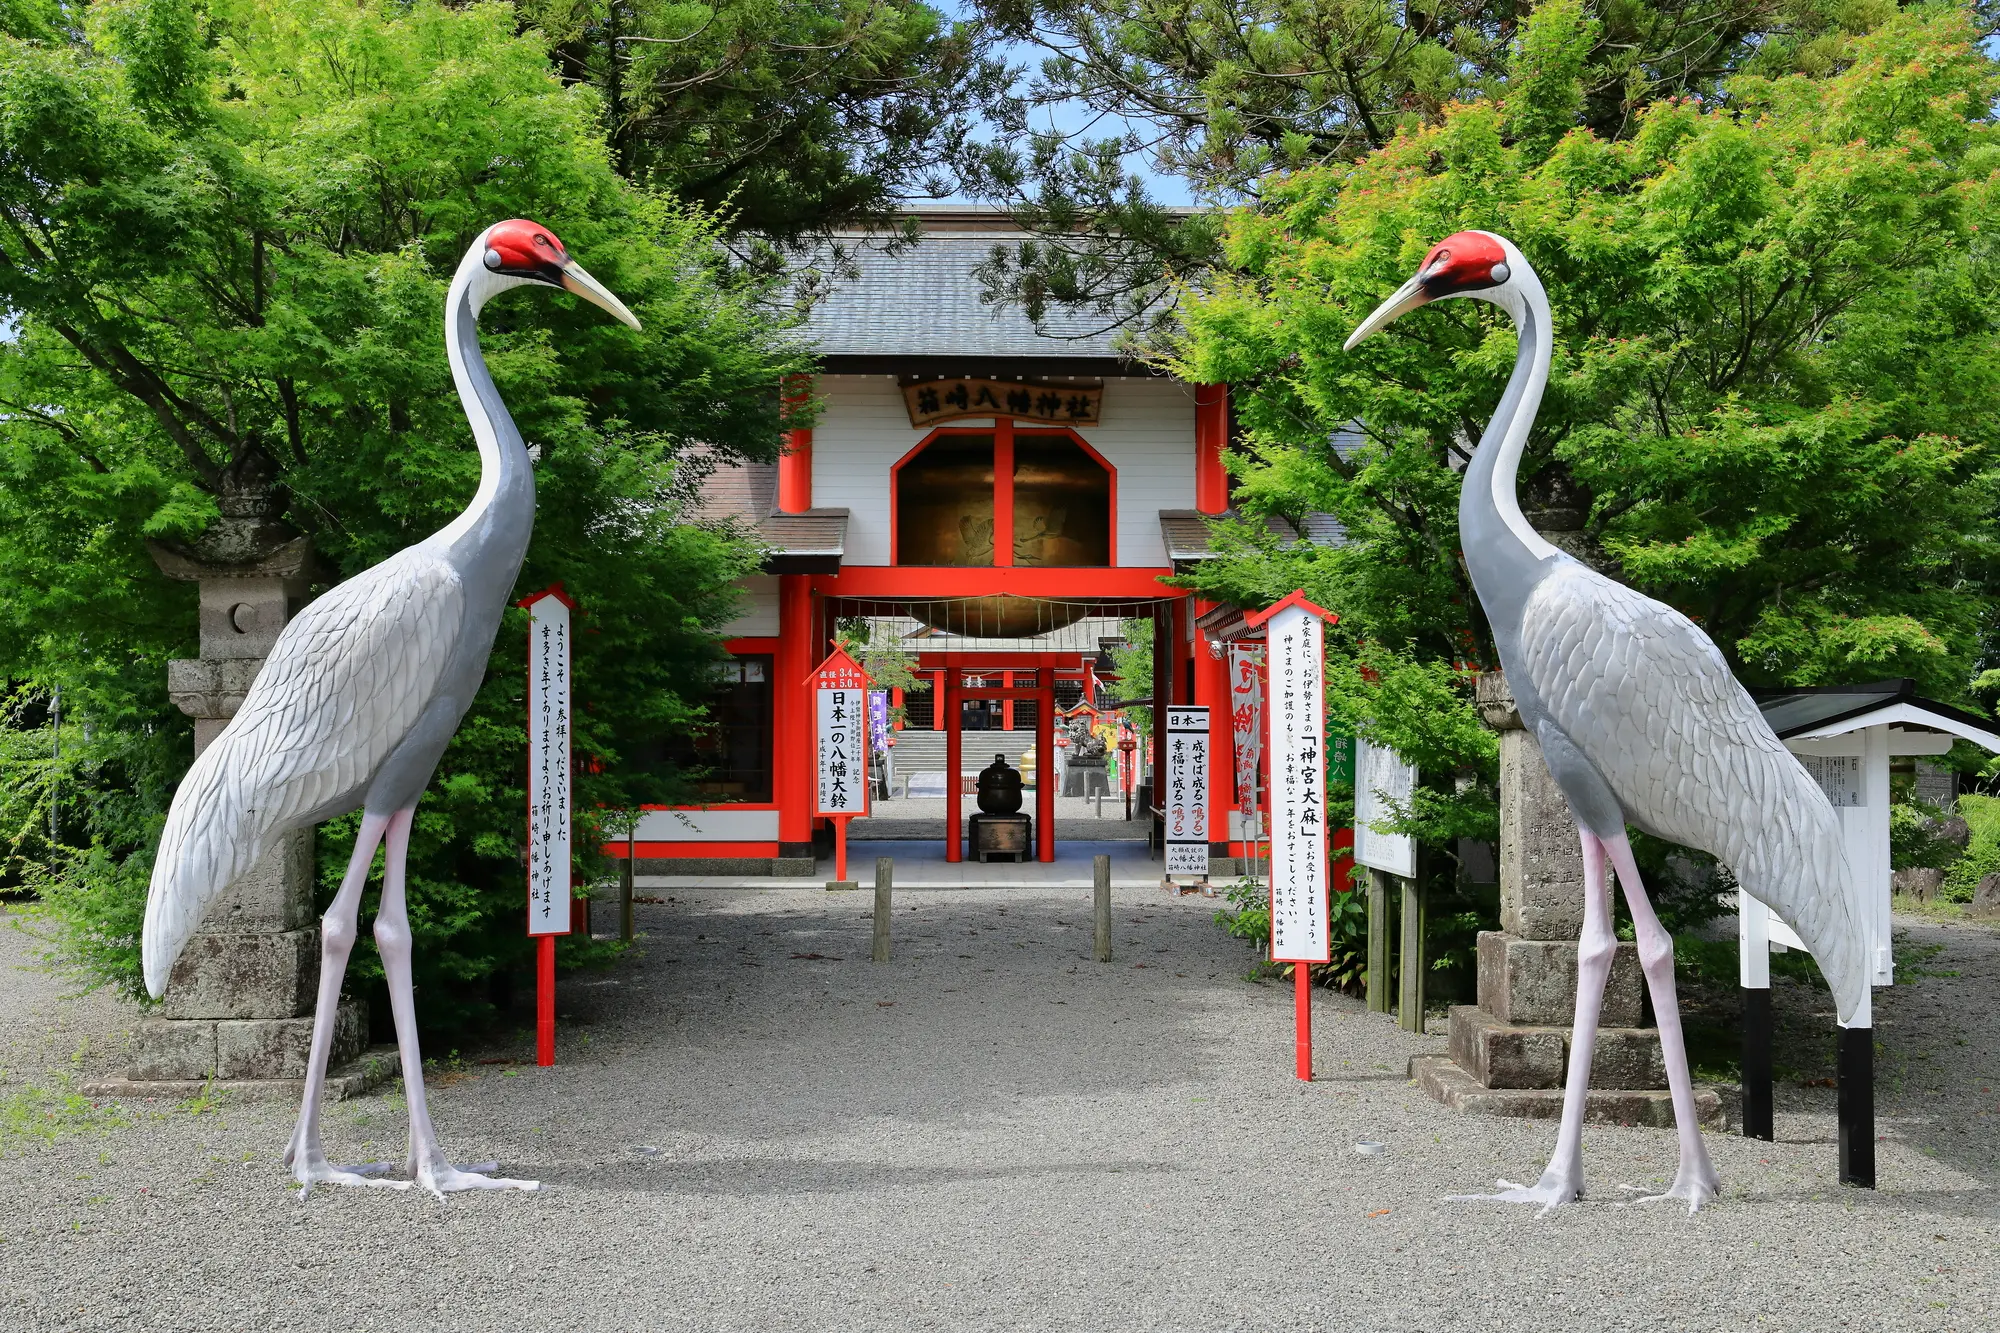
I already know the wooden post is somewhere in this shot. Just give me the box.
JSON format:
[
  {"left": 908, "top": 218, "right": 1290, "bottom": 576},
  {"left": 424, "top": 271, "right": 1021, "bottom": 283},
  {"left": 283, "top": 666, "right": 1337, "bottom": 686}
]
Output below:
[
  {"left": 871, "top": 857, "right": 893, "bottom": 963},
  {"left": 620, "top": 819, "right": 635, "bottom": 943},
  {"left": 944, "top": 669, "right": 963, "bottom": 863},
  {"left": 535, "top": 934, "right": 556, "bottom": 1067},
  {"left": 1294, "top": 963, "right": 1313, "bottom": 1081},
  {"left": 1366, "top": 868, "right": 1391, "bottom": 1014},
  {"left": 1093, "top": 854, "right": 1112, "bottom": 962},
  {"left": 1398, "top": 873, "right": 1426, "bottom": 1034},
  {"left": 1739, "top": 887, "right": 1775, "bottom": 1140}
]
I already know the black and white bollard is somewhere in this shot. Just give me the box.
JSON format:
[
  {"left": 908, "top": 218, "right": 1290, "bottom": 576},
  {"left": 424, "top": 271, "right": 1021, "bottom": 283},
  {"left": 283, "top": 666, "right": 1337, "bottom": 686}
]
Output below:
[
  {"left": 1739, "top": 891, "right": 1775, "bottom": 1142},
  {"left": 1838, "top": 997, "right": 1876, "bottom": 1189}
]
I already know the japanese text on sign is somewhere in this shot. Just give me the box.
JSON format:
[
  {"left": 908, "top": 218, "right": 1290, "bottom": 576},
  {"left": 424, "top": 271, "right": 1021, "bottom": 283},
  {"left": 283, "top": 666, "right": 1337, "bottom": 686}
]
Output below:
[
  {"left": 526, "top": 595, "right": 572, "bottom": 937},
  {"left": 901, "top": 377, "right": 1103, "bottom": 428},
  {"left": 1164, "top": 707, "right": 1210, "bottom": 877},
  {"left": 1800, "top": 754, "right": 1863, "bottom": 809},
  {"left": 816, "top": 688, "right": 869, "bottom": 815},
  {"left": 1266, "top": 606, "right": 1329, "bottom": 963}
]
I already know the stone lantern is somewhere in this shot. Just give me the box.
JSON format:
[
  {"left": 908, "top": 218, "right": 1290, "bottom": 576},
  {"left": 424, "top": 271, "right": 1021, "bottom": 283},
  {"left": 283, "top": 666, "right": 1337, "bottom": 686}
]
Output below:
[{"left": 92, "top": 454, "right": 375, "bottom": 1096}]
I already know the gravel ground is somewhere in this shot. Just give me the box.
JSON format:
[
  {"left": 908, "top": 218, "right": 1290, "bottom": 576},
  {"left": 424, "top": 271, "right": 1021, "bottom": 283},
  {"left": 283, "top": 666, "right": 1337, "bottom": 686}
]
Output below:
[{"left": 2, "top": 892, "right": 1998, "bottom": 1332}]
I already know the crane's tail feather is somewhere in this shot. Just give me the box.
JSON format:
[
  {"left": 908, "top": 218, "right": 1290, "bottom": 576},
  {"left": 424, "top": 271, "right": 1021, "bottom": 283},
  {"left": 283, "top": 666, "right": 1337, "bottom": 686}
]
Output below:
[
  {"left": 1731, "top": 821, "right": 1871, "bottom": 1028},
  {"left": 142, "top": 737, "right": 278, "bottom": 999}
]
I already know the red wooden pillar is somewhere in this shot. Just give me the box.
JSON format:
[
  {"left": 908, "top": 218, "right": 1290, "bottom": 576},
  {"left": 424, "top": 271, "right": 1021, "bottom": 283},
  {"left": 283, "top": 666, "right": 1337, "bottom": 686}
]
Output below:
[
  {"left": 1151, "top": 603, "right": 1170, "bottom": 817},
  {"left": 1002, "top": 669, "right": 1015, "bottom": 731},
  {"left": 779, "top": 374, "right": 813, "bottom": 513},
  {"left": 1036, "top": 680, "right": 1056, "bottom": 863},
  {"left": 931, "top": 670, "right": 945, "bottom": 729},
  {"left": 944, "top": 668, "right": 963, "bottom": 863},
  {"left": 775, "top": 574, "right": 814, "bottom": 856},
  {"left": 1192, "top": 603, "right": 1232, "bottom": 861},
  {"left": 1194, "top": 384, "right": 1229, "bottom": 515}
]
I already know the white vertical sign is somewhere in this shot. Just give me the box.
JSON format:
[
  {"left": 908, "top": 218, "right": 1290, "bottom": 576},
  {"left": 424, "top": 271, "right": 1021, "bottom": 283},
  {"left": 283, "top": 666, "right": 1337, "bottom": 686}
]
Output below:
[
  {"left": 1353, "top": 736, "right": 1417, "bottom": 879},
  {"left": 1266, "top": 604, "right": 1329, "bottom": 963},
  {"left": 1164, "top": 706, "right": 1210, "bottom": 876},
  {"left": 525, "top": 593, "right": 572, "bottom": 936},
  {"left": 815, "top": 687, "right": 869, "bottom": 815}
]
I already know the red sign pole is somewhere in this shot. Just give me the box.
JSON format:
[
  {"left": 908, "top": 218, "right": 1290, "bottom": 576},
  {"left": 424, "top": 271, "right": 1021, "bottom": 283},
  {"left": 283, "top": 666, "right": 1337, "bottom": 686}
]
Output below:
[
  {"left": 834, "top": 814, "right": 850, "bottom": 883},
  {"left": 1294, "top": 965, "right": 1313, "bottom": 1081},
  {"left": 536, "top": 935, "right": 556, "bottom": 1067}
]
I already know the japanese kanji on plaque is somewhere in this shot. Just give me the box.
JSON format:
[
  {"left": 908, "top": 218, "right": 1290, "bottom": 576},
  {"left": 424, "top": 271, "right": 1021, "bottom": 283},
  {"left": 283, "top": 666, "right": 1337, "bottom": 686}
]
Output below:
[
  {"left": 1227, "top": 644, "right": 1264, "bottom": 844},
  {"left": 1163, "top": 707, "right": 1210, "bottom": 876},
  {"left": 1245, "top": 593, "right": 1337, "bottom": 965},
  {"left": 523, "top": 588, "right": 573, "bottom": 937},
  {"left": 810, "top": 647, "right": 871, "bottom": 818}
]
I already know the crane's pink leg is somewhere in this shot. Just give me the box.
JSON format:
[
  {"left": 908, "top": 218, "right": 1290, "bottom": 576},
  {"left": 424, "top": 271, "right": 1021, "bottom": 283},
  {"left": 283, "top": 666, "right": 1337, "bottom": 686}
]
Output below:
[
  {"left": 286, "top": 810, "right": 407, "bottom": 1195},
  {"left": 1452, "top": 827, "right": 1615, "bottom": 1216},
  {"left": 374, "top": 807, "right": 539, "bottom": 1197},
  {"left": 1603, "top": 833, "right": 1719, "bottom": 1212}
]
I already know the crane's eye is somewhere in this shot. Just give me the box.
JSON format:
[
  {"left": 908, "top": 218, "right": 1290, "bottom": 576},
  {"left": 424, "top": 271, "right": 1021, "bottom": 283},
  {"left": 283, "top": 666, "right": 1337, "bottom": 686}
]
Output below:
[
  {"left": 483, "top": 248, "right": 502, "bottom": 270},
  {"left": 1491, "top": 261, "right": 1511, "bottom": 283}
]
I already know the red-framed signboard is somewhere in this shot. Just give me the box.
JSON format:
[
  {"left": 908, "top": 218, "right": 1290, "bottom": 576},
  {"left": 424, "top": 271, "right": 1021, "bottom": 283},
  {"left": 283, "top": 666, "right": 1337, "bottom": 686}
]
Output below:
[{"left": 809, "top": 645, "right": 872, "bottom": 882}]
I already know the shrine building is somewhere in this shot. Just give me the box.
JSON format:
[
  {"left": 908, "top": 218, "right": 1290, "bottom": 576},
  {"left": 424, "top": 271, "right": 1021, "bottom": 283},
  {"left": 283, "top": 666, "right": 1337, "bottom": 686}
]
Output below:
[{"left": 628, "top": 208, "right": 1323, "bottom": 875}]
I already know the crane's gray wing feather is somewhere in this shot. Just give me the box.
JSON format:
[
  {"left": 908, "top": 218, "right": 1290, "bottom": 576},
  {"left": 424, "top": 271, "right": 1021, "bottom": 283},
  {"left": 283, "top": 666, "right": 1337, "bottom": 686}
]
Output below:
[
  {"left": 142, "top": 552, "right": 464, "bottom": 997},
  {"left": 1517, "top": 561, "right": 1869, "bottom": 1023}
]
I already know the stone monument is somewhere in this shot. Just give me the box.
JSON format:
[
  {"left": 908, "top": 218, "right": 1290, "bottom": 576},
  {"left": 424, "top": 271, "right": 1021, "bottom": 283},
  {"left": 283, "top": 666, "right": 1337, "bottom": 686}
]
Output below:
[
  {"left": 88, "top": 455, "right": 375, "bottom": 1098},
  {"left": 1409, "top": 671, "right": 1720, "bottom": 1125},
  {"left": 1060, "top": 718, "right": 1110, "bottom": 797},
  {"left": 968, "top": 753, "right": 1031, "bottom": 862}
]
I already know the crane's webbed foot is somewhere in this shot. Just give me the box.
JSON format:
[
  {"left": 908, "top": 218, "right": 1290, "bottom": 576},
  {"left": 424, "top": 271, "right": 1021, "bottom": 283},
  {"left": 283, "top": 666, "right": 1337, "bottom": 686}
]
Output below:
[
  {"left": 287, "top": 1139, "right": 411, "bottom": 1199},
  {"left": 1616, "top": 1164, "right": 1719, "bottom": 1215},
  {"left": 1449, "top": 1165, "right": 1585, "bottom": 1219},
  {"left": 410, "top": 1158, "right": 540, "bottom": 1199}
]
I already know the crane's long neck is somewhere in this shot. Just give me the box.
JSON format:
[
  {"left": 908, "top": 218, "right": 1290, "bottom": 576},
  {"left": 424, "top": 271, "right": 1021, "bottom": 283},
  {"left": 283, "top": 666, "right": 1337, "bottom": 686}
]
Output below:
[
  {"left": 1459, "top": 268, "right": 1561, "bottom": 655},
  {"left": 431, "top": 252, "right": 536, "bottom": 609}
]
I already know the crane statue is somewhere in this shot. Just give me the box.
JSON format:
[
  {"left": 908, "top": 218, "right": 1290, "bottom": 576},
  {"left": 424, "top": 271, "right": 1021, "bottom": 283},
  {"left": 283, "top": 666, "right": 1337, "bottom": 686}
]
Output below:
[
  {"left": 1345, "top": 231, "right": 1869, "bottom": 1214},
  {"left": 142, "top": 220, "right": 640, "bottom": 1198}
]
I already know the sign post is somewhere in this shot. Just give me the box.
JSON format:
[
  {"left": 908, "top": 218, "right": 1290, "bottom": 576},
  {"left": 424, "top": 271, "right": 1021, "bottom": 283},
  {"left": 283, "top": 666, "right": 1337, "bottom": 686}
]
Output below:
[
  {"left": 519, "top": 585, "right": 575, "bottom": 1069},
  {"left": 810, "top": 646, "right": 872, "bottom": 887},
  {"left": 1163, "top": 706, "right": 1211, "bottom": 889},
  {"left": 1243, "top": 591, "right": 1338, "bottom": 1081}
]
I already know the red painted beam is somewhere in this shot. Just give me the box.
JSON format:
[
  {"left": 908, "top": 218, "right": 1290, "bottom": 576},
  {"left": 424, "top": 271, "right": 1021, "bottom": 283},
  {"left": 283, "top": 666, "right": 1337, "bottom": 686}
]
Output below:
[
  {"left": 817, "top": 567, "right": 1176, "bottom": 599},
  {"left": 1195, "top": 383, "right": 1229, "bottom": 515}
]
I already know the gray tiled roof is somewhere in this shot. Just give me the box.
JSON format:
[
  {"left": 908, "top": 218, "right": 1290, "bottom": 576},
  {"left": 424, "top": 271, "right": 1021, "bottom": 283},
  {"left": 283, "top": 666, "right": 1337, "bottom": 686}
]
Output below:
[{"left": 797, "top": 224, "right": 1128, "bottom": 359}]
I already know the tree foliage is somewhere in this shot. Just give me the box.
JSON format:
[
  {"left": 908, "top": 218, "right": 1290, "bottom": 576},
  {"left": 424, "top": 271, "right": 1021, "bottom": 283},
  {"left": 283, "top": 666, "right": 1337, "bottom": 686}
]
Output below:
[
  {"left": 0, "top": 0, "right": 803, "bottom": 1028},
  {"left": 1171, "top": 8, "right": 2000, "bottom": 704},
  {"left": 527, "top": 0, "right": 1009, "bottom": 244},
  {"left": 966, "top": 0, "right": 2000, "bottom": 330}
]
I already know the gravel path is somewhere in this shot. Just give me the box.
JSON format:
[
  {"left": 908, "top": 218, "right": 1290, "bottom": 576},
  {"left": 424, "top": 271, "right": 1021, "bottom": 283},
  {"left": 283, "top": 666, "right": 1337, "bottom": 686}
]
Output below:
[{"left": 2, "top": 893, "right": 1997, "bottom": 1332}]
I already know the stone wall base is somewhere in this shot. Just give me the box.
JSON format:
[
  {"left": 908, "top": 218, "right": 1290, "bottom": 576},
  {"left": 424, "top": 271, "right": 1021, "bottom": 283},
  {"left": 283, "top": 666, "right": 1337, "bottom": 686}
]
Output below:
[
  {"left": 125, "top": 999, "right": 365, "bottom": 1082},
  {"left": 85, "top": 1044, "right": 398, "bottom": 1104}
]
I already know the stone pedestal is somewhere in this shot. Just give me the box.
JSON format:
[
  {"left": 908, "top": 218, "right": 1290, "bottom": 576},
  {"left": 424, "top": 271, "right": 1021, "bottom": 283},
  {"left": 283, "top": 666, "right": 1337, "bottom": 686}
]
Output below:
[
  {"left": 92, "top": 462, "right": 379, "bottom": 1100},
  {"left": 967, "top": 813, "right": 1031, "bottom": 863},
  {"left": 1410, "top": 670, "right": 1720, "bottom": 1127}
]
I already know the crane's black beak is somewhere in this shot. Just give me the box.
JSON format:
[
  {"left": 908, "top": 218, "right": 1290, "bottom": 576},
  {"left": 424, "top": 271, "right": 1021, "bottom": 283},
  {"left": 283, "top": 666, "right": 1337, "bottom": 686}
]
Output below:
[
  {"left": 560, "top": 260, "right": 642, "bottom": 330},
  {"left": 1344, "top": 273, "right": 1429, "bottom": 351}
]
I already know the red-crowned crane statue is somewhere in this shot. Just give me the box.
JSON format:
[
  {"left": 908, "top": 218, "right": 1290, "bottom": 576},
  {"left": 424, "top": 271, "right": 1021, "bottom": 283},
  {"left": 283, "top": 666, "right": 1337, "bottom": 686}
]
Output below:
[
  {"left": 1346, "top": 231, "right": 1870, "bottom": 1214},
  {"left": 142, "top": 220, "right": 639, "bottom": 1198}
]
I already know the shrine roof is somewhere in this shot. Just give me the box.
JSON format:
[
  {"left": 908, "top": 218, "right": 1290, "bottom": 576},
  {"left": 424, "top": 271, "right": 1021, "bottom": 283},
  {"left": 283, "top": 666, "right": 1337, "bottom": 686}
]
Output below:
[
  {"left": 792, "top": 209, "right": 1165, "bottom": 367},
  {"left": 1159, "top": 509, "right": 1348, "bottom": 570},
  {"left": 689, "top": 455, "right": 846, "bottom": 573},
  {"left": 1753, "top": 678, "right": 1998, "bottom": 745}
]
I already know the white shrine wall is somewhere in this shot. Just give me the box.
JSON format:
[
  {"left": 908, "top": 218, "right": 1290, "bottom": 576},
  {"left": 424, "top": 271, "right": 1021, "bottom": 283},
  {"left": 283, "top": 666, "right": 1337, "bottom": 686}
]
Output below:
[
  {"left": 719, "top": 573, "right": 780, "bottom": 637},
  {"left": 809, "top": 374, "right": 1198, "bottom": 568}
]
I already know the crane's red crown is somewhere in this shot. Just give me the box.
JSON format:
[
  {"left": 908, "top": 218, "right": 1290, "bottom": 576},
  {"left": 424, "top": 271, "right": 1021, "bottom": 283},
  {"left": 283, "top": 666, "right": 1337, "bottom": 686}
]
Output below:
[
  {"left": 1418, "top": 231, "right": 1511, "bottom": 295},
  {"left": 482, "top": 219, "right": 569, "bottom": 283}
]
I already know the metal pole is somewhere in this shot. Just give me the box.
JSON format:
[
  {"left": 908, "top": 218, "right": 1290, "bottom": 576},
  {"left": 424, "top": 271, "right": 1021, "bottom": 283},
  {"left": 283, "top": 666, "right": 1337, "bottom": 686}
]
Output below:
[
  {"left": 871, "top": 857, "right": 893, "bottom": 963},
  {"left": 1398, "top": 873, "right": 1426, "bottom": 1034},
  {"left": 1093, "top": 854, "right": 1112, "bottom": 962},
  {"left": 1366, "top": 868, "right": 1391, "bottom": 1014}
]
